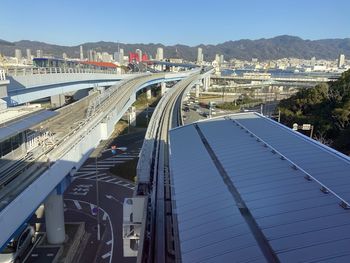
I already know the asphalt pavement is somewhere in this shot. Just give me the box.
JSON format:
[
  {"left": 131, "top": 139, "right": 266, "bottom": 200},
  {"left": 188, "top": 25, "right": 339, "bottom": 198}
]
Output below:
[{"left": 62, "top": 131, "right": 146, "bottom": 263}]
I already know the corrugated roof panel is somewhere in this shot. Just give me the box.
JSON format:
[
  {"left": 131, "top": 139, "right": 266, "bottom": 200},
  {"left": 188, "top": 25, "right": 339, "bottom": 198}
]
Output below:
[
  {"left": 170, "top": 113, "right": 350, "bottom": 262},
  {"left": 170, "top": 124, "right": 267, "bottom": 263},
  {"left": 233, "top": 114, "right": 350, "bottom": 202},
  {"left": 194, "top": 114, "right": 350, "bottom": 262}
]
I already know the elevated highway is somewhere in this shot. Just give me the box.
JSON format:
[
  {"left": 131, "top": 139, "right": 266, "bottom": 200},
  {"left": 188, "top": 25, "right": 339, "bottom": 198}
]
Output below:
[
  {"left": 0, "top": 70, "right": 198, "bottom": 248},
  {"left": 2, "top": 67, "right": 190, "bottom": 106},
  {"left": 211, "top": 74, "right": 335, "bottom": 89}
]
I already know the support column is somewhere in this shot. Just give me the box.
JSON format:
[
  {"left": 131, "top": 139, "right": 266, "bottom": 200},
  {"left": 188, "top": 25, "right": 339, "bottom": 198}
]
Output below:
[
  {"left": 45, "top": 191, "right": 65, "bottom": 244},
  {"left": 146, "top": 89, "right": 152, "bottom": 100},
  {"left": 129, "top": 106, "right": 136, "bottom": 127},
  {"left": 203, "top": 76, "right": 210, "bottom": 91},
  {"left": 160, "top": 82, "right": 166, "bottom": 96},
  {"left": 0, "top": 77, "right": 10, "bottom": 109},
  {"left": 50, "top": 94, "right": 65, "bottom": 108},
  {"left": 195, "top": 84, "right": 200, "bottom": 98}
]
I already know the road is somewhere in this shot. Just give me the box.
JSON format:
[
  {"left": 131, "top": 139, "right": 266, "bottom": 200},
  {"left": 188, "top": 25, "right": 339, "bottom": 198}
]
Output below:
[{"left": 63, "top": 131, "right": 146, "bottom": 263}]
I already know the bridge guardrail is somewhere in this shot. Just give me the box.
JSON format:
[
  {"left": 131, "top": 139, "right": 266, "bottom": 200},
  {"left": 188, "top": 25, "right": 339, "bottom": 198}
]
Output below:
[{"left": 5, "top": 67, "right": 119, "bottom": 76}]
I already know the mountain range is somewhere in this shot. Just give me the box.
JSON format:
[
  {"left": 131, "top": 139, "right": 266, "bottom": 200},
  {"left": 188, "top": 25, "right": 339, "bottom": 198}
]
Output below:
[{"left": 0, "top": 35, "right": 349, "bottom": 61}]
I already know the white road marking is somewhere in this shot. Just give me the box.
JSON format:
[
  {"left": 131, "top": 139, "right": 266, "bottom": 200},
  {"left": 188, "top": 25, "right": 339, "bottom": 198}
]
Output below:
[
  {"left": 78, "top": 168, "right": 99, "bottom": 171},
  {"left": 102, "top": 252, "right": 111, "bottom": 259},
  {"left": 90, "top": 203, "right": 96, "bottom": 214},
  {"left": 98, "top": 176, "right": 112, "bottom": 181},
  {"left": 47, "top": 253, "right": 54, "bottom": 256},
  {"left": 75, "top": 171, "right": 96, "bottom": 175},
  {"left": 102, "top": 212, "right": 108, "bottom": 221},
  {"left": 100, "top": 159, "right": 129, "bottom": 163},
  {"left": 73, "top": 200, "right": 82, "bottom": 210},
  {"left": 65, "top": 199, "right": 114, "bottom": 263},
  {"left": 105, "top": 178, "right": 118, "bottom": 183},
  {"left": 106, "top": 239, "right": 112, "bottom": 245},
  {"left": 105, "top": 157, "right": 134, "bottom": 161}
]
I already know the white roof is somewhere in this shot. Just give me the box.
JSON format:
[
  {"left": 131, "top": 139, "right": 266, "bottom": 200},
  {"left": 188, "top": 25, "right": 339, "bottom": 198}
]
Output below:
[
  {"left": 0, "top": 105, "right": 42, "bottom": 125},
  {"left": 0, "top": 109, "right": 57, "bottom": 141},
  {"left": 169, "top": 112, "right": 350, "bottom": 263}
]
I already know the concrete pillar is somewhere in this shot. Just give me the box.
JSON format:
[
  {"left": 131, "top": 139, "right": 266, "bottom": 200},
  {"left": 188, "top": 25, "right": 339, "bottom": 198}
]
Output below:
[
  {"left": 129, "top": 106, "right": 136, "bottom": 127},
  {"left": 195, "top": 84, "right": 200, "bottom": 98},
  {"left": 203, "top": 76, "right": 210, "bottom": 91},
  {"left": 45, "top": 191, "right": 65, "bottom": 244},
  {"left": 146, "top": 89, "right": 152, "bottom": 100},
  {"left": 160, "top": 82, "right": 166, "bottom": 96},
  {"left": 50, "top": 94, "right": 65, "bottom": 108},
  {"left": 0, "top": 77, "right": 9, "bottom": 109},
  {"left": 35, "top": 205, "right": 45, "bottom": 232}
]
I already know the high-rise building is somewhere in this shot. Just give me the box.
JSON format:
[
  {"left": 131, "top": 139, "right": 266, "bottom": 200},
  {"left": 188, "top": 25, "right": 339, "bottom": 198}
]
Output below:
[
  {"left": 88, "top": 49, "right": 97, "bottom": 61},
  {"left": 36, "top": 50, "right": 43, "bottom": 58},
  {"left": 215, "top": 54, "right": 220, "bottom": 64},
  {"left": 101, "top": 52, "right": 112, "bottom": 62},
  {"left": 311, "top": 57, "right": 316, "bottom": 67},
  {"left": 80, "top": 45, "right": 84, "bottom": 60},
  {"left": 220, "top": 54, "right": 224, "bottom": 65},
  {"left": 96, "top": 52, "right": 102, "bottom": 61},
  {"left": 26, "top": 49, "right": 31, "bottom": 63},
  {"left": 197, "top": 47, "right": 203, "bottom": 64},
  {"left": 113, "top": 49, "right": 125, "bottom": 64},
  {"left": 119, "top": 48, "right": 124, "bottom": 64},
  {"left": 15, "top": 49, "right": 22, "bottom": 61},
  {"left": 338, "top": 54, "right": 345, "bottom": 68},
  {"left": 156, "top": 47, "right": 164, "bottom": 60},
  {"left": 136, "top": 49, "right": 142, "bottom": 62},
  {"left": 62, "top": 52, "right": 67, "bottom": 60}
]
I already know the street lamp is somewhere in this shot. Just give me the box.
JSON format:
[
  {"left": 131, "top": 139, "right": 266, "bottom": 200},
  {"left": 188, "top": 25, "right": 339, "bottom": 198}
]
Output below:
[{"left": 94, "top": 145, "right": 127, "bottom": 241}]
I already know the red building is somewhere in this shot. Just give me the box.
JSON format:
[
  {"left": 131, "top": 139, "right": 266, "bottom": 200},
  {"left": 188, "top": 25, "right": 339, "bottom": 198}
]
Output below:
[{"left": 129, "top": 52, "right": 139, "bottom": 63}]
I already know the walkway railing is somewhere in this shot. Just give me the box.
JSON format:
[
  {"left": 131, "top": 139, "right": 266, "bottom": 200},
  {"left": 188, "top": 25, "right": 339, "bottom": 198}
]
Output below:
[{"left": 5, "top": 67, "right": 118, "bottom": 76}]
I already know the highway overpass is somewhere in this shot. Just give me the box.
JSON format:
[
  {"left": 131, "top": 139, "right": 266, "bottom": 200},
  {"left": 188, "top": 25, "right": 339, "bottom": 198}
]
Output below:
[{"left": 0, "top": 69, "right": 206, "bottom": 249}]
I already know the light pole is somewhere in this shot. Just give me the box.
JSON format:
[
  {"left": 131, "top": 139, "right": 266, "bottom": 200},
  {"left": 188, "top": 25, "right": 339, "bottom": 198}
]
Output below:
[
  {"left": 94, "top": 146, "right": 127, "bottom": 241},
  {"left": 95, "top": 155, "right": 101, "bottom": 241}
]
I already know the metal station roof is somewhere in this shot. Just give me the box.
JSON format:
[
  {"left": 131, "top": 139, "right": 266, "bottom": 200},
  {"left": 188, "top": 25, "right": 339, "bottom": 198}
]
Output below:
[
  {"left": 0, "top": 110, "right": 57, "bottom": 142},
  {"left": 169, "top": 112, "right": 350, "bottom": 263}
]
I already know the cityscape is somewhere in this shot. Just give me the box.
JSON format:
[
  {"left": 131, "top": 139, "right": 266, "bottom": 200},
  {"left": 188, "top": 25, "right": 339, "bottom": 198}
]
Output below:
[{"left": 0, "top": 0, "right": 350, "bottom": 263}]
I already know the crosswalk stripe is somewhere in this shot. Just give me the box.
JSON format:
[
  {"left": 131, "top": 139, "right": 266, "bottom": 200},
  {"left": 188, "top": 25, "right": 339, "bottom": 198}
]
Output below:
[
  {"left": 78, "top": 168, "right": 98, "bottom": 171},
  {"left": 105, "top": 178, "right": 118, "bottom": 183},
  {"left": 105, "top": 157, "right": 134, "bottom": 161},
  {"left": 73, "top": 200, "right": 82, "bottom": 210},
  {"left": 75, "top": 171, "right": 95, "bottom": 175},
  {"left": 98, "top": 176, "right": 112, "bottom": 180},
  {"left": 101, "top": 252, "right": 111, "bottom": 259}
]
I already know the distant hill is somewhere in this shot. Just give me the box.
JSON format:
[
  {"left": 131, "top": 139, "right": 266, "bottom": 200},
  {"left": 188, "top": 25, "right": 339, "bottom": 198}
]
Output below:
[{"left": 1, "top": 35, "right": 350, "bottom": 61}]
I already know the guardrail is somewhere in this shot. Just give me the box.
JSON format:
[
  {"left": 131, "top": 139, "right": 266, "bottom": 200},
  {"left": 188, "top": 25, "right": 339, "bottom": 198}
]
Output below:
[{"left": 5, "top": 67, "right": 118, "bottom": 76}]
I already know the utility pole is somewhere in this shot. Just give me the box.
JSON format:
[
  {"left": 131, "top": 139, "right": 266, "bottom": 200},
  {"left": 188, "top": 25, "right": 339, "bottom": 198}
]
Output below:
[{"left": 278, "top": 109, "right": 281, "bottom": 123}]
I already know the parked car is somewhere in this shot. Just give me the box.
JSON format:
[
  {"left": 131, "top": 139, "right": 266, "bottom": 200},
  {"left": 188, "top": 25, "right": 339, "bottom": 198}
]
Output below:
[{"left": 0, "top": 225, "right": 35, "bottom": 263}]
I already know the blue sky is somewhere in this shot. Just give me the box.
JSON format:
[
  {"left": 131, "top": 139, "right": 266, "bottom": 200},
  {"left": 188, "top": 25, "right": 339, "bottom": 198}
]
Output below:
[{"left": 1, "top": 0, "right": 349, "bottom": 46}]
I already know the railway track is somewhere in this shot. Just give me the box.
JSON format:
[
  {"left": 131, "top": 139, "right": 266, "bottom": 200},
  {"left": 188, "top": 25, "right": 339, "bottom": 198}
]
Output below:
[
  {"left": 0, "top": 73, "right": 169, "bottom": 206},
  {"left": 137, "top": 73, "right": 200, "bottom": 263}
]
